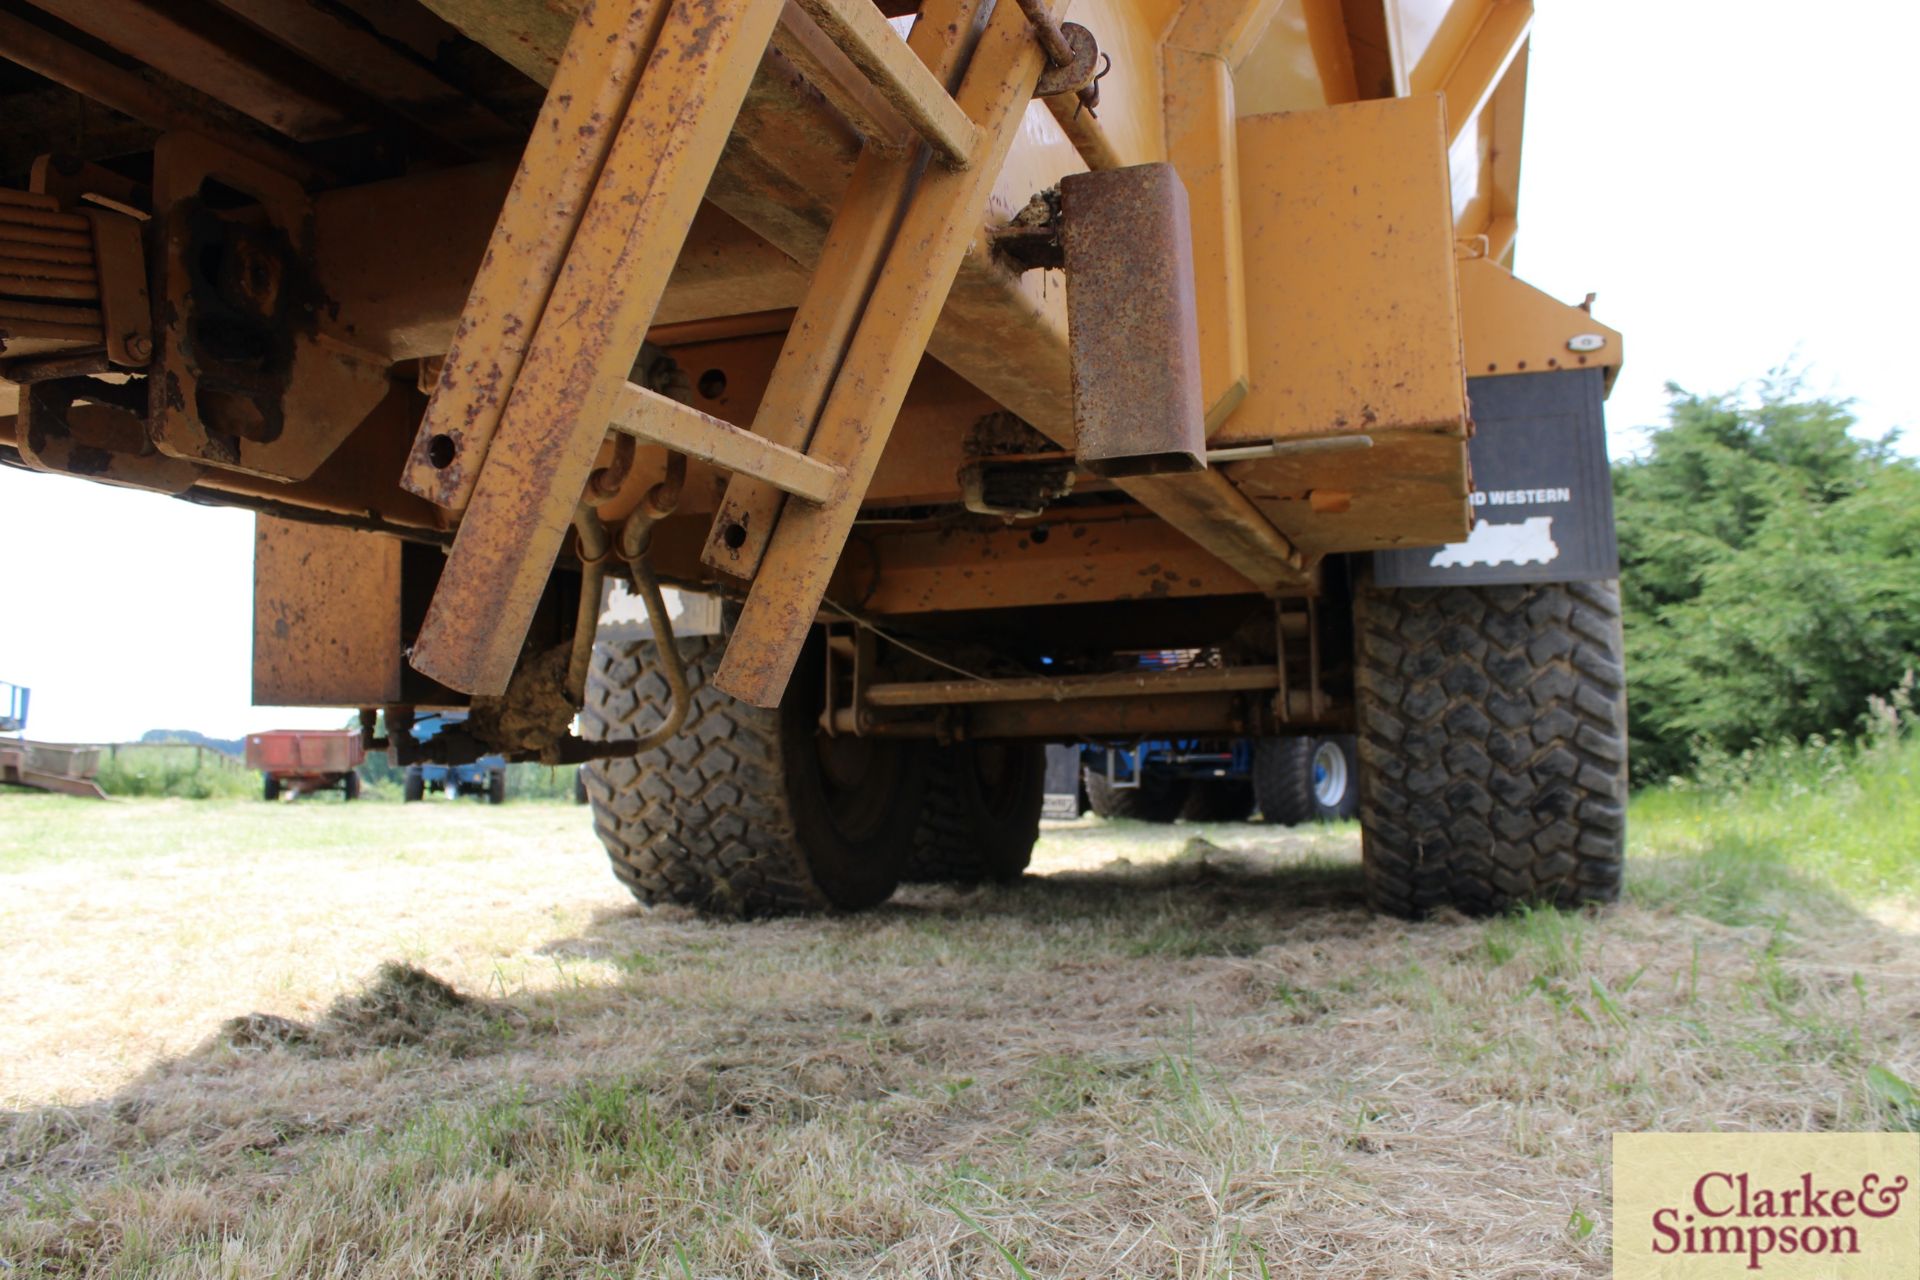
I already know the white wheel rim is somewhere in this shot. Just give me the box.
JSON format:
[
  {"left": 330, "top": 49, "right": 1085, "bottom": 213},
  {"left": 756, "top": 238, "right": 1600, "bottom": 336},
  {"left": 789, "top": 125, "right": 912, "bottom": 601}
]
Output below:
[{"left": 1311, "top": 741, "right": 1348, "bottom": 808}]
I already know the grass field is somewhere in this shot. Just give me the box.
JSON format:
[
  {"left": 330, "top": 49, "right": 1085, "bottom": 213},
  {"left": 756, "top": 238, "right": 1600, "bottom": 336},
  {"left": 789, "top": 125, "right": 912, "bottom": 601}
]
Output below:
[{"left": 2, "top": 768, "right": 1917, "bottom": 1278}]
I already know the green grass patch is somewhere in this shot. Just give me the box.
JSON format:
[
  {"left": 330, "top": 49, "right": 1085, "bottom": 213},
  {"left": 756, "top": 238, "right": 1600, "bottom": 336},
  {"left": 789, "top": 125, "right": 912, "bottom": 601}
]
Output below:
[
  {"left": 93, "top": 742, "right": 256, "bottom": 799},
  {"left": 1628, "top": 692, "right": 1920, "bottom": 918}
]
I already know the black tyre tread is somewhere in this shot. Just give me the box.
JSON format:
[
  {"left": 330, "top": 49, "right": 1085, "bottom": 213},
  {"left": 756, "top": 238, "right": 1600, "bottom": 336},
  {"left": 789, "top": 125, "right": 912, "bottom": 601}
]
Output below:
[
  {"left": 1252, "top": 738, "right": 1316, "bottom": 826},
  {"left": 1181, "top": 778, "right": 1254, "bottom": 823},
  {"left": 403, "top": 767, "right": 423, "bottom": 803},
  {"left": 1083, "top": 768, "right": 1188, "bottom": 823},
  {"left": 582, "top": 635, "right": 913, "bottom": 918},
  {"left": 1354, "top": 577, "right": 1628, "bottom": 917},
  {"left": 902, "top": 742, "right": 1044, "bottom": 883}
]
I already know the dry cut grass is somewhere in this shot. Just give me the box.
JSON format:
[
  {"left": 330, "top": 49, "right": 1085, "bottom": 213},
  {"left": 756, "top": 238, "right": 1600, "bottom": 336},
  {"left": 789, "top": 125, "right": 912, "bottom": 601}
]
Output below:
[{"left": 1, "top": 792, "right": 1917, "bottom": 1278}]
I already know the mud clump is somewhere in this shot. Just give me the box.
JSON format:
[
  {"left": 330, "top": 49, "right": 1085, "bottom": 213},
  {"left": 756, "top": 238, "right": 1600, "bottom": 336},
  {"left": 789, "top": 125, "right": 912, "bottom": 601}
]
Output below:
[{"left": 214, "top": 962, "right": 523, "bottom": 1059}]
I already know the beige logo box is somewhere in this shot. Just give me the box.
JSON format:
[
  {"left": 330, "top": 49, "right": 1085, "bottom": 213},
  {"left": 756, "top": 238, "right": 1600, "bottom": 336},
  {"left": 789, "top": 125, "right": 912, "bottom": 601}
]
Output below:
[{"left": 1614, "top": 1133, "right": 1919, "bottom": 1278}]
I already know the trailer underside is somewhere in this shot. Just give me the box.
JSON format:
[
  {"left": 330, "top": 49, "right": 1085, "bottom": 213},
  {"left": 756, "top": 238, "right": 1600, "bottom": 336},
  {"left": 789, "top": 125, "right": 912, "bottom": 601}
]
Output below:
[{"left": 0, "top": 0, "right": 1618, "bottom": 756}]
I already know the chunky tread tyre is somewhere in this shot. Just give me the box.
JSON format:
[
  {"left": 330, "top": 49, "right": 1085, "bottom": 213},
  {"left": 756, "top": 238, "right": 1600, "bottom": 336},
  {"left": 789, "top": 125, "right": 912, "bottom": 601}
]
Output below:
[
  {"left": 1083, "top": 767, "right": 1188, "bottom": 823},
  {"left": 1252, "top": 738, "right": 1316, "bottom": 826},
  {"left": 1354, "top": 577, "right": 1628, "bottom": 917},
  {"left": 902, "top": 741, "right": 1045, "bottom": 883},
  {"left": 581, "top": 635, "right": 925, "bottom": 918},
  {"left": 402, "top": 768, "right": 423, "bottom": 802}
]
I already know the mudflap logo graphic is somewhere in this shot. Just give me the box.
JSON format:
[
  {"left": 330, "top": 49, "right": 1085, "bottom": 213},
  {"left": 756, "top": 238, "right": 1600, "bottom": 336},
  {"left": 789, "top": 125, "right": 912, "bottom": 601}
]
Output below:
[
  {"left": 1429, "top": 517, "right": 1560, "bottom": 569},
  {"left": 1614, "top": 1133, "right": 1920, "bottom": 1278}
]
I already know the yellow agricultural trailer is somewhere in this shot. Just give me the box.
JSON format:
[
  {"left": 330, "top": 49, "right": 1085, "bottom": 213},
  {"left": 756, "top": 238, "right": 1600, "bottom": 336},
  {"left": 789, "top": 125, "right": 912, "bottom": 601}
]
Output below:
[{"left": 0, "top": 0, "right": 1625, "bottom": 918}]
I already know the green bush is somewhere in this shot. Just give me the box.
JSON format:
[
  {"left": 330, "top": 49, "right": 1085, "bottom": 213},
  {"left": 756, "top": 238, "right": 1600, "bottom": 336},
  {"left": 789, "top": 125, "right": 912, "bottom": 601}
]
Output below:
[{"left": 1616, "top": 375, "right": 1920, "bottom": 780}]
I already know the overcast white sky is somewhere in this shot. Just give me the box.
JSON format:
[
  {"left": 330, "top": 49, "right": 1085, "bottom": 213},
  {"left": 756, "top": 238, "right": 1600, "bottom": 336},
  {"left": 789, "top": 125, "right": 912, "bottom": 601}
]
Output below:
[{"left": 3, "top": 0, "right": 1917, "bottom": 743}]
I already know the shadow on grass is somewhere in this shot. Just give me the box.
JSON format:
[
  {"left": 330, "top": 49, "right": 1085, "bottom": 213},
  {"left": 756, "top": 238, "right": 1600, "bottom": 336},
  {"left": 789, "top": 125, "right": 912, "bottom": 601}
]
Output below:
[{"left": 544, "top": 831, "right": 1375, "bottom": 972}]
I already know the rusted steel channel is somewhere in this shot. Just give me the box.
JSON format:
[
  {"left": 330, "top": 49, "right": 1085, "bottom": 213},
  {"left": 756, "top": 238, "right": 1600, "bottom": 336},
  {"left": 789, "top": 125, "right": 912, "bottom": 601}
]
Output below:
[{"left": 831, "top": 663, "right": 1347, "bottom": 739}]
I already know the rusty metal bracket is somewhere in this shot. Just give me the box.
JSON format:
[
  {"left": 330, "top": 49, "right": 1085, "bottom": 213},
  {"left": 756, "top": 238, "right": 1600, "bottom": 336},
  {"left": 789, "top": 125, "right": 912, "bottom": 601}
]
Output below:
[
  {"left": 1060, "top": 163, "right": 1208, "bottom": 478},
  {"left": 146, "top": 134, "right": 389, "bottom": 482},
  {"left": 16, "top": 373, "right": 201, "bottom": 492},
  {"left": 1033, "top": 24, "right": 1099, "bottom": 100},
  {"left": 700, "top": 0, "right": 990, "bottom": 586},
  {"left": 83, "top": 207, "right": 150, "bottom": 368},
  {"left": 1014, "top": 1, "right": 1100, "bottom": 112}
]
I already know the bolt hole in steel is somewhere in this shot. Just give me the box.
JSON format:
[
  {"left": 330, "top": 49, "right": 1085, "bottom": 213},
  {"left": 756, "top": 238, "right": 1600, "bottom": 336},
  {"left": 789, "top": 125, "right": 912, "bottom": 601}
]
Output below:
[
  {"left": 427, "top": 433, "right": 457, "bottom": 469},
  {"left": 1312, "top": 739, "right": 1348, "bottom": 808},
  {"left": 697, "top": 369, "right": 727, "bottom": 400},
  {"left": 1030, "top": 524, "right": 1050, "bottom": 544},
  {"left": 722, "top": 522, "right": 748, "bottom": 551}
]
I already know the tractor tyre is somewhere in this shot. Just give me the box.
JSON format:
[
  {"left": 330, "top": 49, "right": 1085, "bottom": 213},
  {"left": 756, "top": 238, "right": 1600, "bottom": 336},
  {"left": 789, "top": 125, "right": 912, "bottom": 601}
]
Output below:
[
  {"left": 1252, "top": 738, "right": 1316, "bottom": 826},
  {"left": 342, "top": 771, "right": 361, "bottom": 801},
  {"left": 263, "top": 774, "right": 280, "bottom": 802},
  {"left": 1083, "top": 766, "right": 1188, "bottom": 823},
  {"left": 1181, "top": 778, "right": 1255, "bottom": 823},
  {"left": 1353, "top": 576, "right": 1628, "bottom": 917},
  {"left": 1309, "top": 736, "right": 1359, "bottom": 821},
  {"left": 403, "top": 767, "right": 424, "bottom": 803},
  {"left": 902, "top": 741, "right": 1046, "bottom": 883},
  {"left": 488, "top": 769, "right": 506, "bottom": 805},
  {"left": 581, "top": 633, "right": 929, "bottom": 918},
  {"left": 574, "top": 769, "right": 589, "bottom": 805}
]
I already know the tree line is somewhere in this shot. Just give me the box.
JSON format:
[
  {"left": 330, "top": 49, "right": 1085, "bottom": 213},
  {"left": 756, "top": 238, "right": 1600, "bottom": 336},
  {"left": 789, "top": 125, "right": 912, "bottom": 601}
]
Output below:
[{"left": 1613, "top": 375, "right": 1920, "bottom": 782}]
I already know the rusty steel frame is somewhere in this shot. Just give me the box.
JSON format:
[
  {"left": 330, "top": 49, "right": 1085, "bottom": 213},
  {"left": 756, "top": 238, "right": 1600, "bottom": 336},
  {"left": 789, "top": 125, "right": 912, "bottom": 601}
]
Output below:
[
  {"left": 712, "top": 0, "right": 1063, "bottom": 707},
  {"left": 405, "top": 0, "right": 667, "bottom": 509},
  {"left": 700, "top": 0, "right": 984, "bottom": 583},
  {"left": 412, "top": 0, "right": 789, "bottom": 695}
]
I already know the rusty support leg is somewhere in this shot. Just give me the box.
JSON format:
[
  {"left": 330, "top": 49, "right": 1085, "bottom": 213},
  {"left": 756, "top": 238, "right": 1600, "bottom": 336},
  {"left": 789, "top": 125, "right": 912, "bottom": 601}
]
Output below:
[
  {"left": 712, "top": 0, "right": 1060, "bottom": 707},
  {"left": 700, "top": 0, "right": 987, "bottom": 581},
  {"left": 404, "top": 0, "right": 669, "bottom": 509},
  {"left": 410, "top": 0, "right": 787, "bottom": 695}
]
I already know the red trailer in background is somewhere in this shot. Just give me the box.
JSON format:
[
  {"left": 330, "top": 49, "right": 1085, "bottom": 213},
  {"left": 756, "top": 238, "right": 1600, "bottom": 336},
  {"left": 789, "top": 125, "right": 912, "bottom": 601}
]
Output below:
[{"left": 244, "top": 730, "right": 364, "bottom": 801}]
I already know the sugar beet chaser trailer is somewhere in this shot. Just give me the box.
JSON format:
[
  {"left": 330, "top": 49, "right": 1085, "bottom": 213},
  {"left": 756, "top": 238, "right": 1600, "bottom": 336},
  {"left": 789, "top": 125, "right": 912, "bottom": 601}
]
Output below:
[{"left": 0, "top": 0, "right": 1624, "bottom": 917}]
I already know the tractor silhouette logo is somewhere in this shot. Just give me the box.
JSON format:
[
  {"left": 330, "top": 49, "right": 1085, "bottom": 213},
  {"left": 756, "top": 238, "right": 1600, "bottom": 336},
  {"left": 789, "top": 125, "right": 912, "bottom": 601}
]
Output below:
[{"left": 1430, "top": 517, "right": 1560, "bottom": 568}]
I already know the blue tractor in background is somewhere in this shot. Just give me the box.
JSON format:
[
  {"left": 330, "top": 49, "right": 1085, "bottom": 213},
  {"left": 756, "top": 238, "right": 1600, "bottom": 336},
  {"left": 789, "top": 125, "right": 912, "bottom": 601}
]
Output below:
[
  {"left": 402, "top": 713, "right": 507, "bottom": 804},
  {"left": 1072, "top": 735, "right": 1358, "bottom": 825},
  {"left": 1046, "top": 650, "right": 1359, "bottom": 826}
]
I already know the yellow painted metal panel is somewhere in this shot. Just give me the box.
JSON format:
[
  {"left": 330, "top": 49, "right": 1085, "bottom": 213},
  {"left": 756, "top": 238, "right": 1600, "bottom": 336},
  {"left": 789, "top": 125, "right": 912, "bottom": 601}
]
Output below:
[
  {"left": 1221, "top": 95, "right": 1467, "bottom": 444},
  {"left": 1234, "top": 0, "right": 1331, "bottom": 115},
  {"left": 1459, "top": 257, "right": 1622, "bottom": 390},
  {"left": 252, "top": 516, "right": 401, "bottom": 706},
  {"left": 1163, "top": 46, "right": 1249, "bottom": 430}
]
